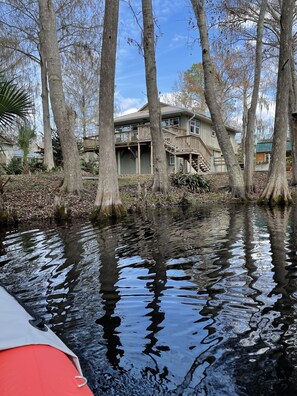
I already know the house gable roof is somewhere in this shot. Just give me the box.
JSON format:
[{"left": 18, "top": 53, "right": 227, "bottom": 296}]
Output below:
[{"left": 115, "top": 102, "right": 240, "bottom": 134}]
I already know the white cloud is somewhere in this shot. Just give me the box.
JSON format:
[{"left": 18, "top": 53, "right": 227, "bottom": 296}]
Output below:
[
  {"left": 120, "top": 107, "right": 139, "bottom": 116},
  {"left": 115, "top": 93, "right": 145, "bottom": 115}
]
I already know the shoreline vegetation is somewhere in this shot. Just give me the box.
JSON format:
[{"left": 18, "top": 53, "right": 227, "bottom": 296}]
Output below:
[{"left": 0, "top": 171, "right": 295, "bottom": 226}]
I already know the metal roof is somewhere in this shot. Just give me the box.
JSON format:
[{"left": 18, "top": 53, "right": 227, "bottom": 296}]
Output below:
[{"left": 256, "top": 140, "right": 292, "bottom": 153}]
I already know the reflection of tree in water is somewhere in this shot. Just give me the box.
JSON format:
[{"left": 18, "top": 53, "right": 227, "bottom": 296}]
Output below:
[
  {"left": 125, "top": 206, "right": 240, "bottom": 390},
  {"left": 42, "top": 223, "right": 104, "bottom": 393},
  {"left": 96, "top": 225, "right": 124, "bottom": 368},
  {"left": 102, "top": 208, "right": 216, "bottom": 383},
  {"left": 237, "top": 207, "right": 293, "bottom": 395},
  {"left": 271, "top": 204, "right": 297, "bottom": 395},
  {"left": 45, "top": 224, "right": 85, "bottom": 335},
  {"left": 193, "top": 206, "right": 295, "bottom": 396},
  {"left": 173, "top": 204, "right": 246, "bottom": 394},
  {"left": 231, "top": 207, "right": 292, "bottom": 395},
  {"left": 0, "top": 227, "right": 49, "bottom": 289},
  {"left": 142, "top": 211, "right": 169, "bottom": 380}
]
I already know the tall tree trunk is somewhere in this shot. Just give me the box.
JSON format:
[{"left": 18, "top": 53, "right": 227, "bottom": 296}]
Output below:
[
  {"left": 259, "top": 0, "right": 293, "bottom": 206},
  {"left": 241, "top": 83, "right": 248, "bottom": 160},
  {"left": 289, "top": 53, "right": 297, "bottom": 185},
  {"left": 82, "top": 94, "right": 87, "bottom": 139},
  {"left": 244, "top": 0, "right": 267, "bottom": 194},
  {"left": 142, "top": 0, "right": 168, "bottom": 194},
  {"left": 191, "top": 0, "right": 245, "bottom": 199},
  {"left": 38, "top": 0, "right": 83, "bottom": 193},
  {"left": 39, "top": 33, "right": 55, "bottom": 171},
  {"left": 93, "top": 0, "right": 126, "bottom": 219}
]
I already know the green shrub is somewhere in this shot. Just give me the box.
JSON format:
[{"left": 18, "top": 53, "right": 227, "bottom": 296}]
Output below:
[
  {"left": 5, "top": 157, "right": 23, "bottom": 175},
  {"left": 171, "top": 172, "right": 210, "bottom": 192},
  {"left": 81, "top": 159, "right": 99, "bottom": 175},
  {"left": 29, "top": 159, "right": 47, "bottom": 173}
]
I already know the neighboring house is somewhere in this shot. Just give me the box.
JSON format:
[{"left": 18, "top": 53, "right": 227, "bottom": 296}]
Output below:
[
  {"left": 256, "top": 139, "right": 292, "bottom": 171},
  {"left": 13, "top": 148, "right": 43, "bottom": 161},
  {"left": 13, "top": 142, "right": 43, "bottom": 162},
  {"left": 0, "top": 134, "right": 14, "bottom": 165},
  {"left": 83, "top": 102, "right": 240, "bottom": 174}
]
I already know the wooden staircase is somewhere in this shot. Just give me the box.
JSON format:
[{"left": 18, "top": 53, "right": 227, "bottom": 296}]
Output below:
[
  {"left": 190, "top": 156, "right": 210, "bottom": 173},
  {"left": 163, "top": 129, "right": 211, "bottom": 173}
]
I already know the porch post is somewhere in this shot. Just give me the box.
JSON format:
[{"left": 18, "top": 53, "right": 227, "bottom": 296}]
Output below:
[
  {"left": 137, "top": 142, "right": 141, "bottom": 174},
  {"left": 117, "top": 150, "right": 121, "bottom": 175},
  {"left": 189, "top": 153, "right": 193, "bottom": 174}
]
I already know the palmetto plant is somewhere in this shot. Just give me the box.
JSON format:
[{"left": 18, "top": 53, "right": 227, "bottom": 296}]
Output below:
[
  {"left": 18, "top": 124, "right": 36, "bottom": 172},
  {"left": 171, "top": 172, "right": 210, "bottom": 192},
  {"left": 0, "top": 73, "right": 32, "bottom": 128}
]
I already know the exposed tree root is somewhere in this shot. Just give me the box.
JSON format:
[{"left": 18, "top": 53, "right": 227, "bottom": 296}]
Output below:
[
  {"left": 230, "top": 185, "right": 247, "bottom": 200},
  {"left": 91, "top": 203, "right": 127, "bottom": 222},
  {"left": 53, "top": 195, "right": 71, "bottom": 221},
  {"left": 258, "top": 182, "right": 292, "bottom": 206}
]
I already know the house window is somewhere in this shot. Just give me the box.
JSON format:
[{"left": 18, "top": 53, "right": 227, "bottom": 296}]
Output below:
[
  {"left": 190, "top": 119, "right": 200, "bottom": 135},
  {"left": 115, "top": 124, "right": 138, "bottom": 133},
  {"left": 169, "top": 154, "right": 175, "bottom": 166},
  {"left": 162, "top": 117, "right": 180, "bottom": 127}
]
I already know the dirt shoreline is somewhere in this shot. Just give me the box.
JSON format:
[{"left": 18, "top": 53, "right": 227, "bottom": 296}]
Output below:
[{"left": 0, "top": 171, "right": 294, "bottom": 226}]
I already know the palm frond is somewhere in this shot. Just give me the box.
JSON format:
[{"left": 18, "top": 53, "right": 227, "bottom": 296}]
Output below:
[{"left": 0, "top": 74, "right": 33, "bottom": 129}]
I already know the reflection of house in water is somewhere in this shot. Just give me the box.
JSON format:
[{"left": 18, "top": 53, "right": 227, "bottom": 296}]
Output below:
[{"left": 83, "top": 103, "right": 240, "bottom": 174}]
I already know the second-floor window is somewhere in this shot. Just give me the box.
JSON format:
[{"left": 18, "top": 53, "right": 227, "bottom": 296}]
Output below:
[
  {"left": 115, "top": 124, "right": 138, "bottom": 133},
  {"left": 162, "top": 117, "right": 180, "bottom": 127},
  {"left": 190, "top": 119, "right": 200, "bottom": 135}
]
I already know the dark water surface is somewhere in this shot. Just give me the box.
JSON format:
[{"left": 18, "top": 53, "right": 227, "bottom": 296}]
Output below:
[{"left": 1, "top": 204, "right": 297, "bottom": 395}]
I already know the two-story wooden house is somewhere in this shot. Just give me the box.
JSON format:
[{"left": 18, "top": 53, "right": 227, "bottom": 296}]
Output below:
[{"left": 83, "top": 103, "right": 239, "bottom": 174}]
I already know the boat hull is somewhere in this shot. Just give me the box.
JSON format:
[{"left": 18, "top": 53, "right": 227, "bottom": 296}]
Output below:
[
  {"left": 0, "top": 344, "right": 93, "bottom": 395},
  {"left": 0, "top": 284, "right": 93, "bottom": 395}
]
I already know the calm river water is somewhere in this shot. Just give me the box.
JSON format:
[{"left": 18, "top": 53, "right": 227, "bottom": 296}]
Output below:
[{"left": 1, "top": 204, "right": 297, "bottom": 395}]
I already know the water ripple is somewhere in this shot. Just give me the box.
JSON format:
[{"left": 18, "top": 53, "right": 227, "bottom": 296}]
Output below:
[{"left": 1, "top": 205, "right": 297, "bottom": 395}]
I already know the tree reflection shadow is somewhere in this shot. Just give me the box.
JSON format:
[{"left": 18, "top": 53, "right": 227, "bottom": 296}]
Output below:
[
  {"left": 215, "top": 206, "right": 294, "bottom": 396},
  {"left": 142, "top": 211, "right": 169, "bottom": 378},
  {"left": 96, "top": 225, "right": 124, "bottom": 367}
]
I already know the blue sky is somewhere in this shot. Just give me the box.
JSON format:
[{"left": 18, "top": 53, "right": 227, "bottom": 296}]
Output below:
[{"left": 115, "top": 0, "right": 202, "bottom": 114}]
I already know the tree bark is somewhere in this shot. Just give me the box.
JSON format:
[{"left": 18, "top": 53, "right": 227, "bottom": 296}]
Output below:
[
  {"left": 244, "top": 0, "right": 267, "bottom": 194},
  {"left": 241, "top": 81, "right": 248, "bottom": 161},
  {"left": 38, "top": 0, "right": 83, "bottom": 193},
  {"left": 93, "top": 0, "right": 126, "bottom": 219},
  {"left": 289, "top": 51, "right": 297, "bottom": 185},
  {"left": 39, "top": 32, "right": 55, "bottom": 171},
  {"left": 142, "top": 0, "right": 168, "bottom": 194},
  {"left": 259, "top": 0, "right": 293, "bottom": 206},
  {"left": 191, "top": 0, "right": 246, "bottom": 199}
]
